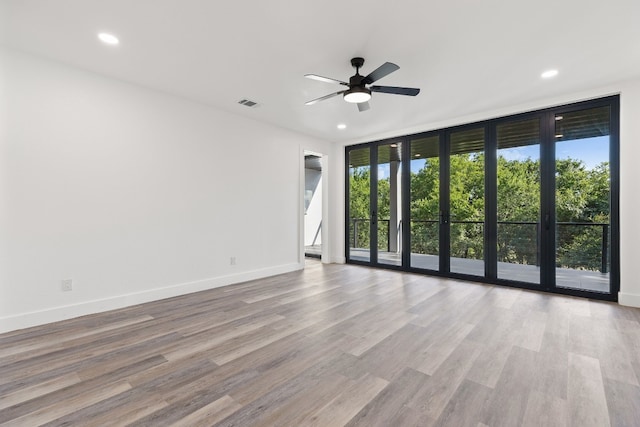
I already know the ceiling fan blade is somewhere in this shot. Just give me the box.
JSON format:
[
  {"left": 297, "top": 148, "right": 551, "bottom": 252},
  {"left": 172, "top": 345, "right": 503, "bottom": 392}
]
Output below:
[
  {"left": 304, "top": 74, "right": 348, "bottom": 85},
  {"left": 363, "top": 62, "right": 399, "bottom": 84},
  {"left": 305, "top": 91, "right": 346, "bottom": 105},
  {"left": 357, "top": 101, "right": 370, "bottom": 112},
  {"left": 370, "top": 85, "right": 420, "bottom": 96}
]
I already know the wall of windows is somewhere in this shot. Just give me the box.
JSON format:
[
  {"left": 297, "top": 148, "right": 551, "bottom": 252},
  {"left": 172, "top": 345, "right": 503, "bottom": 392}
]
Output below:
[{"left": 345, "top": 96, "right": 619, "bottom": 301}]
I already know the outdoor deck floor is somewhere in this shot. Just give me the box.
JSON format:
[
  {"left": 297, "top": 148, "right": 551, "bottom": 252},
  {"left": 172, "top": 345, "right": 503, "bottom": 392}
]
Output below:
[{"left": 347, "top": 249, "right": 609, "bottom": 293}]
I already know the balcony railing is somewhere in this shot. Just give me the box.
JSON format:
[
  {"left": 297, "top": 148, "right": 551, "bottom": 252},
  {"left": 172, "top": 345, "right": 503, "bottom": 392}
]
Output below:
[{"left": 349, "top": 218, "right": 610, "bottom": 273}]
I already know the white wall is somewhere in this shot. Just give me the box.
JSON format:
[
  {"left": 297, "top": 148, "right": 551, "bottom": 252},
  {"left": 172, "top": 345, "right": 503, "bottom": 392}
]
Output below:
[
  {"left": 337, "top": 78, "right": 640, "bottom": 308},
  {"left": 0, "top": 48, "right": 333, "bottom": 332},
  {"left": 618, "top": 79, "right": 640, "bottom": 307},
  {"left": 327, "top": 148, "right": 345, "bottom": 264}
]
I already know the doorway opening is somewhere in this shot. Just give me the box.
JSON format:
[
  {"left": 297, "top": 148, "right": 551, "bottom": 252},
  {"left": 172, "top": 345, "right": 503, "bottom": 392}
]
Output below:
[{"left": 304, "top": 152, "right": 323, "bottom": 259}]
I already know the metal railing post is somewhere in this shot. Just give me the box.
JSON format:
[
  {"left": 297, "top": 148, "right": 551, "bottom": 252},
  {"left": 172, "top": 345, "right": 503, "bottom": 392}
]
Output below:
[
  {"left": 602, "top": 224, "right": 609, "bottom": 273},
  {"left": 353, "top": 219, "right": 357, "bottom": 248},
  {"left": 536, "top": 222, "right": 540, "bottom": 267},
  {"left": 387, "top": 221, "right": 391, "bottom": 253}
]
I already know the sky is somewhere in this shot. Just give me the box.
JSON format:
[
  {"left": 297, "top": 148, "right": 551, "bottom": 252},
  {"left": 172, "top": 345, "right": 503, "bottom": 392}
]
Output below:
[
  {"left": 499, "top": 136, "right": 609, "bottom": 170},
  {"left": 395, "top": 135, "right": 610, "bottom": 176}
]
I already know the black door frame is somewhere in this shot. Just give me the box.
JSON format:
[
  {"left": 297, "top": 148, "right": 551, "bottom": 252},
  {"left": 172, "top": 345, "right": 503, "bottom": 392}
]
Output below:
[
  {"left": 345, "top": 138, "right": 407, "bottom": 271},
  {"left": 345, "top": 95, "right": 620, "bottom": 301}
]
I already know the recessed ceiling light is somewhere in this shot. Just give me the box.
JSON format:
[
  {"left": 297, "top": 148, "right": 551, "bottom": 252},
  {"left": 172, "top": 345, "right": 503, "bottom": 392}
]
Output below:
[
  {"left": 555, "top": 134, "right": 564, "bottom": 138},
  {"left": 337, "top": 123, "right": 347, "bottom": 130},
  {"left": 98, "top": 32, "right": 119, "bottom": 45},
  {"left": 541, "top": 69, "right": 558, "bottom": 79},
  {"left": 390, "top": 144, "right": 398, "bottom": 148},
  {"left": 555, "top": 116, "right": 564, "bottom": 120},
  {"left": 414, "top": 153, "right": 421, "bottom": 157}
]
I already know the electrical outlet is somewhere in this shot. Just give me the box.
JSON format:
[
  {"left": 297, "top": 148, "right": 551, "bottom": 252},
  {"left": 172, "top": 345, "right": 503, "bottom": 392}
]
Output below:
[
  {"left": 61, "top": 279, "right": 73, "bottom": 292},
  {"left": 230, "top": 257, "right": 236, "bottom": 265}
]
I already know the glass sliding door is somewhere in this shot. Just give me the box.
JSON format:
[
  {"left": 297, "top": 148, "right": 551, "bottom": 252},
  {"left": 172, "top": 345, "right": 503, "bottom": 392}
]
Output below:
[
  {"left": 449, "top": 127, "right": 485, "bottom": 277},
  {"left": 553, "top": 106, "right": 612, "bottom": 293},
  {"left": 377, "top": 142, "right": 403, "bottom": 266},
  {"left": 345, "top": 96, "right": 618, "bottom": 301},
  {"left": 496, "top": 118, "right": 541, "bottom": 284},
  {"left": 409, "top": 135, "right": 440, "bottom": 271},
  {"left": 348, "top": 148, "right": 371, "bottom": 262}
]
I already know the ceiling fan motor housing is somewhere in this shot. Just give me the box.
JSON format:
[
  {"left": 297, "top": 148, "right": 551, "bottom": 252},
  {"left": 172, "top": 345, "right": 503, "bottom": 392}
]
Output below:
[{"left": 343, "top": 57, "right": 370, "bottom": 103}]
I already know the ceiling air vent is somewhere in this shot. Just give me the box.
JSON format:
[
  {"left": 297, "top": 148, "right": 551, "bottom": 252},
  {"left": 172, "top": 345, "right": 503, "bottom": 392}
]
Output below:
[{"left": 238, "top": 99, "right": 259, "bottom": 108}]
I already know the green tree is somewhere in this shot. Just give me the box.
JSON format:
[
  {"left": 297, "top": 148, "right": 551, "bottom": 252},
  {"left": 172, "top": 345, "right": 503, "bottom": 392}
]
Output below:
[
  {"left": 348, "top": 153, "right": 610, "bottom": 272},
  {"left": 410, "top": 158, "right": 440, "bottom": 254},
  {"left": 349, "top": 167, "right": 371, "bottom": 248},
  {"left": 497, "top": 156, "right": 540, "bottom": 265},
  {"left": 448, "top": 153, "right": 485, "bottom": 259},
  {"left": 556, "top": 159, "right": 609, "bottom": 270}
]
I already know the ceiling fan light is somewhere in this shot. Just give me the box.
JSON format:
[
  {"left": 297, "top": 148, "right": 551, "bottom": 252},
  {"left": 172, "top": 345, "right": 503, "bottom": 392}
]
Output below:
[{"left": 343, "top": 87, "right": 372, "bottom": 103}]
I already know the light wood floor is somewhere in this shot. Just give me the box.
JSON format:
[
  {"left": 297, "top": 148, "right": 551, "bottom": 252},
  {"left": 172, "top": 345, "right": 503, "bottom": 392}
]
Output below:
[{"left": 1, "top": 260, "right": 639, "bottom": 426}]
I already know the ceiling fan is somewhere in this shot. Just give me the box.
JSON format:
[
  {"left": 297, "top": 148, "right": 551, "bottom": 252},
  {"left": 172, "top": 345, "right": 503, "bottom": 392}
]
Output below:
[{"left": 304, "top": 57, "right": 420, "bottom": 112}]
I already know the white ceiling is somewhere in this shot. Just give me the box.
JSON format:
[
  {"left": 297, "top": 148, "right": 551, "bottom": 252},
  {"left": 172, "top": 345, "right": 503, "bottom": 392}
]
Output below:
[{"left": 2, "top": 0, "right": 640, "bottom": 143}]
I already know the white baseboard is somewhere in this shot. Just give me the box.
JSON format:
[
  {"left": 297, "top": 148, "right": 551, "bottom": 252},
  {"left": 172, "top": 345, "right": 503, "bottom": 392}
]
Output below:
[
  {"left": 619, "top": 292, "right": 640, "bottom": 308},
  {"left": 0, "top": 262, "right": 304, "bottom": 334}
]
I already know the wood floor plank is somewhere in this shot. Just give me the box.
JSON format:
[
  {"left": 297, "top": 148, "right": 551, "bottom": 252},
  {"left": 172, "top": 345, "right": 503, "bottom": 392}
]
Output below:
[
  {"left": 0, "top": 260, "right": 638, "bottom": 426},
  {"left": 465, "top": 313, "right": 522, "bottom": 389},
  {"left": 0, "top": 315, "right": 155, "bottom": 361},
  {"left": 603, "top": 377, "right": 640, "bottom": 427},
  {"left": 433, "top": 379, "right": 493, "bottom": 427},
  {"left": 0, "top": 373, "right": 81, "bottom": 411},
  {"left": 1, "top": 380, "right": 131, "bottom": 427},
  {"left": 344, "top": 367, "right": 434, "bottom": 427},
  {"left": 162, "top": 313, "right": 285, "bottom": 362},
  {"left": 209, "top": 325, "right": 300, "bottom": 365},
  {"left": 355, "top": 323, "right": 439, "bottom": 382},
  {"left": 414, "top": 322, "right": 475, "bottom": 376},
  {"left": 215, "top": 352, "right": 360, "bottom": 426},
  {"left": 484, "top": 286, "right": 522, "bottom": 309},
  {"left": 408, "top": 339, "right": 482, "bottom": 420},
  {"left": 341, "top": 308, "right": 417, "bottom": 357},
  {"left": 169, "top": 395, "right": 241, "bottom": 427},
  {"left": 482, "top": 345, "right": 539, "bottom": 427},
  {"left": 254, "top": 373, "right": 354, "bottom": 426},
  {"left": 301, "top": 373, "right": 389, "bottom": 426},
  {"left": 39, "top": 387, "right": 169, "bottom": 427},
  {"left": 0, "top": 355, "right": 165, "bottom": 423},
  {"left": 567, "top": 352, "right": 611, "bottom": 427},
  {"left": 0, "top": 329, "right": 180, "bottom": 385},
  {"left": 521, "top": 390, "right": 568, "bottom": 427},
  {"left": 514, "top": 309, "right": 548, "bottom": 352},
  {"left": 226, "top": 338, "right": 349, "bottom": 406},
  {"left": 532, "top": 331, "right": 569, "bottom": 399}
]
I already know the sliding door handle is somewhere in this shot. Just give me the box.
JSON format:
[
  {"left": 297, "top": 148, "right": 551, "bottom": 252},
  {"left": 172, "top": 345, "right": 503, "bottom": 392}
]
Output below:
[
  {"left": 440, "top": 211, "right": 449, "bottom": 224},
  {"left": 544, "top": 212, "right": 550, "bottom": 231}
]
